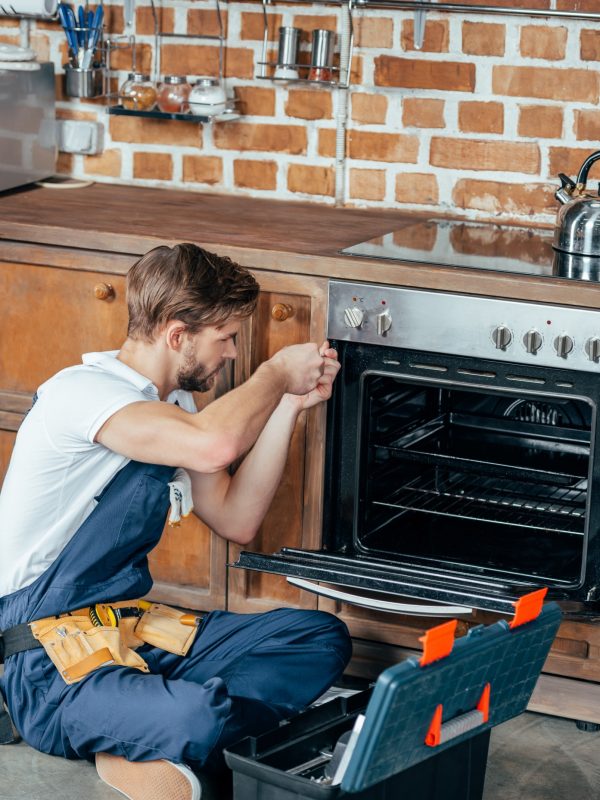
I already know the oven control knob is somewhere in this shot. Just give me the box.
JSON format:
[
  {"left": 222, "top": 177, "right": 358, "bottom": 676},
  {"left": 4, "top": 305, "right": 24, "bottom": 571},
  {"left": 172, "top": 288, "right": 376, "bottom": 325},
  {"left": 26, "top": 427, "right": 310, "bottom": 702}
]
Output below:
[
  {"left": 376, "top": 309, "right": 392, "bottom": 336},
  {"left": 344, "top": 307, "right": 365, "bottom": 328},
  {"left": 585, "top": 337, "right": 600, "bottom": 363},
  {"left": 523, "top": 329, "right": 543, "bottom": 355},
  {"left": 492, "top": 325, "right": 512, "bottom": 351},
  {"left": 554, "top": 334, "right": 574, "bottom": 358}
]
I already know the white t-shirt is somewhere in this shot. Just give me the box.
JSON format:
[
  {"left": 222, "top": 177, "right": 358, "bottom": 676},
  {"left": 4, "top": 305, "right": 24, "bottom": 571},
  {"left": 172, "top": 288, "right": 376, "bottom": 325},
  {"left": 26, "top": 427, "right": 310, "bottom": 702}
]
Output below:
[{"left": 0, "top": 351, "right": 196, "bottom": 597}]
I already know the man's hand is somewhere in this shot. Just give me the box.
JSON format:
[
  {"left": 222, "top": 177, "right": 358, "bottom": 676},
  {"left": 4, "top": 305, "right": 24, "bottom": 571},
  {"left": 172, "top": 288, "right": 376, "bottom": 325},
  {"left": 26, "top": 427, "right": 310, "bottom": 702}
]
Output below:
[
  {"left": 268, "top": 342, "right": 326, "bottom": 396},
  {"left": 284, "top": 342, "right": 341, "bottom": 411}
]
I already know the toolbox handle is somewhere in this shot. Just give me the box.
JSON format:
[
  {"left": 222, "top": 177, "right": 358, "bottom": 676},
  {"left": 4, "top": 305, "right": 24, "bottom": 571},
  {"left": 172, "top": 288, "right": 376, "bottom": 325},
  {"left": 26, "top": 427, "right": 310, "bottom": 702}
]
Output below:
[{"left": 425, "top": 683, "right": 490, "bottom": 747}]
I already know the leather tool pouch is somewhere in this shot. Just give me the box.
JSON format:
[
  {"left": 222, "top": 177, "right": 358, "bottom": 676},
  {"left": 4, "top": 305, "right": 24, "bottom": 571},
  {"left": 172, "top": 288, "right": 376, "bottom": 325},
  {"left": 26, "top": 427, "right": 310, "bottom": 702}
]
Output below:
[
  {"left": 134, "top": 603, "right": 199, "bottom": 656},
  {"left": 30, "top": 615, "right": 150, "bottom": 685}
]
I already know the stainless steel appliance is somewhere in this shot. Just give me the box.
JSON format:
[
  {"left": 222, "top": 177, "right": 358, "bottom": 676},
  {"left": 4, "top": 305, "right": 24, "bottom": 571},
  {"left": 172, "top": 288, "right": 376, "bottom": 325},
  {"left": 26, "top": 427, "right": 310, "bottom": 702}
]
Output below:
[
  {"left": 234, "top": 281, "right": 600, "bottom": 615},
  {"left": 554, "top": 150, "right": 600, "bottom": 280},
  {"left": 0, "top": 63, "right": 56, "bottom": 192}
]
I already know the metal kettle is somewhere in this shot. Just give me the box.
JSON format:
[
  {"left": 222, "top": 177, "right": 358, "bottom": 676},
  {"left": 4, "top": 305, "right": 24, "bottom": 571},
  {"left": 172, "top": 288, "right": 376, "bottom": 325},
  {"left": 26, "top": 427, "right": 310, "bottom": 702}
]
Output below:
[{"left": 553, "top": 150, "right": 600, "bottom": 280}]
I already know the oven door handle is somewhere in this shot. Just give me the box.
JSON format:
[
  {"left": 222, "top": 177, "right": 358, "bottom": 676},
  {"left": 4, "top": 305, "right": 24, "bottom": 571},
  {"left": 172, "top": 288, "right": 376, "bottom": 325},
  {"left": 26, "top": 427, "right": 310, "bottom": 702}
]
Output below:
[{"left": 286, "top": 577, "right": 473, "bottom": 617}]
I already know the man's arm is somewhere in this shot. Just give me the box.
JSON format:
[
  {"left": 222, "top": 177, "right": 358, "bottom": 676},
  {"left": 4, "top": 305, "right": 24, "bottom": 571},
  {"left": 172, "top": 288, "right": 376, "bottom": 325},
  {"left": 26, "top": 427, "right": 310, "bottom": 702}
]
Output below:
[
  {"left": 96, "top": 343, "right": 325, "bottom": 473},
  {"left": 188, "top": 346, "right": 340, "bottom": 543}
]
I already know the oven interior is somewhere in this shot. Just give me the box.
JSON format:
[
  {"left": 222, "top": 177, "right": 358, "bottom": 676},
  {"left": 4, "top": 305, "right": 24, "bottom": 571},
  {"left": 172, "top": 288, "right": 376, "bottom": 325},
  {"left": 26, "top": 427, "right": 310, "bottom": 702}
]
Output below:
[{"left": 355, "top": 374, "right": 593, "bottom": 587}]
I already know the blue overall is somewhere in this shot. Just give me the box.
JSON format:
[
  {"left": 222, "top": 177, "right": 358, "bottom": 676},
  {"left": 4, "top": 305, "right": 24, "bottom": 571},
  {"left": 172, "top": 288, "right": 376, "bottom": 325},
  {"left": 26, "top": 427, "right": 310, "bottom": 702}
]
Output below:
[{"left": 0, "top": 459, "right": 352, "bottom": 768}]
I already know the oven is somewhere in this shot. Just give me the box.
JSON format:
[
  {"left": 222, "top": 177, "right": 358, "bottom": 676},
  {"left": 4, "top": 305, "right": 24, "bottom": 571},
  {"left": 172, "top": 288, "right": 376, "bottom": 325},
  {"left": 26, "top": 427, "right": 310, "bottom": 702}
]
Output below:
[{"left": 233, "top": 281, "right": 600, "bottom": 615}]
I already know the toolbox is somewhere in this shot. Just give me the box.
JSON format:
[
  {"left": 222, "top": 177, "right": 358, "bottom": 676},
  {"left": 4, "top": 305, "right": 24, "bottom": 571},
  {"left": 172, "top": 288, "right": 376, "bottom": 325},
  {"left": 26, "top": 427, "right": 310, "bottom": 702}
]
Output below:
[{"left": 224, "top": 590, "right": 561, "bottom": 800}]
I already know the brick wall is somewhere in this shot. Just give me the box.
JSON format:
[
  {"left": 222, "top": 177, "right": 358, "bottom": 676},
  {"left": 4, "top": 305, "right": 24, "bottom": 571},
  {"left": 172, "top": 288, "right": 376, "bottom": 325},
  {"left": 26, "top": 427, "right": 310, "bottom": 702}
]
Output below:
[{"left": 3, "top": 0, "right": 600, "bottom": 223}]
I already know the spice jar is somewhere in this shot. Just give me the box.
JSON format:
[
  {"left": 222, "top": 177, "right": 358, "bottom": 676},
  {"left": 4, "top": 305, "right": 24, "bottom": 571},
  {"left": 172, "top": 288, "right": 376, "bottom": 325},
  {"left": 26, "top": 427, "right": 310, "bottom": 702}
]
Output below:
[
  {"left": 157, "top": 75, "right": 191, "bottom": 113},
  {"left": 188, "top": 77, "right": 227, "bottom": 116},
  {"left": 118, "top": 73, "right": 157, "bottom": 111}
]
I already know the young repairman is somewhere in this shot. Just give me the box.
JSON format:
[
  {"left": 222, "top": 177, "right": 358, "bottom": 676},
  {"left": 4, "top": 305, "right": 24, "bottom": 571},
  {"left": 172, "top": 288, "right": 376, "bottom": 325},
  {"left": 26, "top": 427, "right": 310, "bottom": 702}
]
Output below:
[{"left": 0, "top": 244, "right": 352, "bottom": 800}]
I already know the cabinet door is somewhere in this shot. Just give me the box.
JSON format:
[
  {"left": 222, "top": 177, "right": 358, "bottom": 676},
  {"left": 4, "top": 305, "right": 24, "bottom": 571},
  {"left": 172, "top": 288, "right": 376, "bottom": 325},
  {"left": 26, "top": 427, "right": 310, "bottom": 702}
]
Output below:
[
  {"left": 0, "top": 261, "right": 127, "bottom": 393},
  {"left": 227, "top": 272, "right": 328, "bottom": 613}
]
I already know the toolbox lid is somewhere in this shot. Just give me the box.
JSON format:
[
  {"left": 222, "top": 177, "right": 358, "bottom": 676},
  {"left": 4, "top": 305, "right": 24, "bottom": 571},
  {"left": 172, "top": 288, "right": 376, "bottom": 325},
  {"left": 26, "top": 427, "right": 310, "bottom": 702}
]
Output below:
[{"left": 340, "top": 599, "right": 561, "bottom": 793}]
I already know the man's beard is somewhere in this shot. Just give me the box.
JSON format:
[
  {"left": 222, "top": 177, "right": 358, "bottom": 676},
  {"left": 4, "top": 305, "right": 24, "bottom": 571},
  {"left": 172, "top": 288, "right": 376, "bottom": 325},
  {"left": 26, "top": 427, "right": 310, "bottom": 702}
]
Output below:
[{"left": 177, "top": 351, "right": 226, "bottom": 393}]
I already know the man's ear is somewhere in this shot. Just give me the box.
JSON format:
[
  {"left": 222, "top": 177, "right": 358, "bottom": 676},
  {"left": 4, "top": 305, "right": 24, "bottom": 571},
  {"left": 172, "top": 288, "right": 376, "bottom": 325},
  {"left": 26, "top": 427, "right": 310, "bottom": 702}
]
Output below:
[{"left": 164, "top": 320, "right": 188, "bottom": 352}]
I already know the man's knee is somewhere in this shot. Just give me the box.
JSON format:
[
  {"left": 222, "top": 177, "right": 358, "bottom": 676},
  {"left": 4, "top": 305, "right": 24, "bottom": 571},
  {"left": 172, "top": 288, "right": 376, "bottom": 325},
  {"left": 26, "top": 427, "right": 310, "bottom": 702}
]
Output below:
[{"left": 289, "top": 608, "right": 352, "bottom": 669}]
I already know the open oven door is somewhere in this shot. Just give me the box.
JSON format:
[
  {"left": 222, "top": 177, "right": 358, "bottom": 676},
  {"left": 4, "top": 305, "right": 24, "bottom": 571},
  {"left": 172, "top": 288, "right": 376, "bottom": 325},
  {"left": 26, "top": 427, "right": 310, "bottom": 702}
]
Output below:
[{"left": 230, "top": 548, "right": 543, "bottom": 616}]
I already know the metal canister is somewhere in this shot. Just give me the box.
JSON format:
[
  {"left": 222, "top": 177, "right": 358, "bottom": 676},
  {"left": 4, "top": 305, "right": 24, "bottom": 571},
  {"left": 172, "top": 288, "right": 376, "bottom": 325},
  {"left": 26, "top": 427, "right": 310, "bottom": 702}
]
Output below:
[
  {"left": 310, "top": 29, "right": 334, "bottom": 69},
  {"left": 277, "top": 26, "right": 301, "bottom": 68}
]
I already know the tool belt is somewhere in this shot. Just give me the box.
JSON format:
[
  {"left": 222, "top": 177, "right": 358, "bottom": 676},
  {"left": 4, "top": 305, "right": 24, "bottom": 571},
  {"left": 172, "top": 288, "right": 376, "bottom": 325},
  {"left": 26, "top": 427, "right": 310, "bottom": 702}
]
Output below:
[{"left": 0, "top": 600, "right": 202, "bottom": 744}]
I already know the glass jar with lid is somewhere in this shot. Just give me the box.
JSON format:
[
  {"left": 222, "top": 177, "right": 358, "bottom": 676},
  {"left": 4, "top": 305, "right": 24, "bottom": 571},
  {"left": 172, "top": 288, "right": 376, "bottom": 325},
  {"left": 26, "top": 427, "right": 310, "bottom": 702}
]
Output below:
[
  {"left": 118, "top": 73, "right": 157, "bottom": 111},
  {"left": 157, "top": 75, "right": 191, "bottom": 113},
  {"left": 188, "top": 77, "right": 227, "bottom": 116}
]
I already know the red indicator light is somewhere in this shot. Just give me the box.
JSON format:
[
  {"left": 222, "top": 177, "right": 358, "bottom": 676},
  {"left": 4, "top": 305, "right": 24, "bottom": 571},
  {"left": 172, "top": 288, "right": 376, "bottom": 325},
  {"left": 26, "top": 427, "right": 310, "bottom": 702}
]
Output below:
[
  {"left": 382, "top": 300, "right": 387, "bottom": 305},
  {"left": 547, "top": 320, "right": 552, "bottom": 325}
]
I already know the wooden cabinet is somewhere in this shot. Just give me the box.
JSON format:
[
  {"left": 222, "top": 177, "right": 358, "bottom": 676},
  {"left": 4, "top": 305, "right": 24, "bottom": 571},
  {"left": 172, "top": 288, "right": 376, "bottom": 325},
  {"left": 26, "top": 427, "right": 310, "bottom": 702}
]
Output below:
[{"left": 227, "top": 270, "right": 328, "bottom": 614}]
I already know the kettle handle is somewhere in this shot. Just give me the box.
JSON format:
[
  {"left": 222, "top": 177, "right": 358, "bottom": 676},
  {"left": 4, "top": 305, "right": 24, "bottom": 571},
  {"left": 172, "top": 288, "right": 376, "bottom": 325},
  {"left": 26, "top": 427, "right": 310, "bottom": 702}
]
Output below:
[{"left": 577, "top": 150, "right": 600, "bottom": 187}]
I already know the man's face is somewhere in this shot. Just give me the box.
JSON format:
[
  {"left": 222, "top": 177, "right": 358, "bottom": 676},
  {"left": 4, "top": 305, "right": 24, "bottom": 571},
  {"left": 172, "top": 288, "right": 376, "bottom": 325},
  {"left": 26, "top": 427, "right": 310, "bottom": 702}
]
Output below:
[{"left": 176, "top": 320, "right": 240, "bottom": 393}]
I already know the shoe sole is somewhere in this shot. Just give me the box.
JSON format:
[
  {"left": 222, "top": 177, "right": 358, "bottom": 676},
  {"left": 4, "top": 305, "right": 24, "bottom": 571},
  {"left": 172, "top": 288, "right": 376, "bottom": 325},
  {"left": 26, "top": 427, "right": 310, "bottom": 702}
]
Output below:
[{"left": 96, "top": 753, "right": 196, "bottom": 800}]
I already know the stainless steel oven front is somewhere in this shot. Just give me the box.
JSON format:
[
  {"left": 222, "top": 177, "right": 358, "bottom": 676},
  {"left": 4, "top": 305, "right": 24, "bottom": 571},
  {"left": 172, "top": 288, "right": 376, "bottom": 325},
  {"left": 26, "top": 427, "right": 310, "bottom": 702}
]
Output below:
[{"left": 233, "top": 281, "right": 600, "bottom": 615}]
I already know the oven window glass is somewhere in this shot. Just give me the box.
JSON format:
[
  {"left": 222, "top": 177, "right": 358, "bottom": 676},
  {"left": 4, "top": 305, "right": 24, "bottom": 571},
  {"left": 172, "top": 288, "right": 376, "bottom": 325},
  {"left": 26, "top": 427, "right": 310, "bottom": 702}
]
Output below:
[{"left": 359, "top": 375, "right": 592, "bottom": 586}]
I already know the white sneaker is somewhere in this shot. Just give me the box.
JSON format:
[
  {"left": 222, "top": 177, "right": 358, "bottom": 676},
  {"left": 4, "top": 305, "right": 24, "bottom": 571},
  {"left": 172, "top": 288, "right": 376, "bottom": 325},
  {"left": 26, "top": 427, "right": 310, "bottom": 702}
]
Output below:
[{"left": 96, "top": 752, "right": 201, "bottom": 800}]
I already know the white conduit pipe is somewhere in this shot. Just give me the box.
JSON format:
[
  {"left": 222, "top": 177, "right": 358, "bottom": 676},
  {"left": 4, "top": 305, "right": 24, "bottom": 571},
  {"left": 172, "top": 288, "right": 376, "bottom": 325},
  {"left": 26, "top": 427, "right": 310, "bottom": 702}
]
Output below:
[{"left": 334, "top": 1, "right": 352, "bottom": 206}]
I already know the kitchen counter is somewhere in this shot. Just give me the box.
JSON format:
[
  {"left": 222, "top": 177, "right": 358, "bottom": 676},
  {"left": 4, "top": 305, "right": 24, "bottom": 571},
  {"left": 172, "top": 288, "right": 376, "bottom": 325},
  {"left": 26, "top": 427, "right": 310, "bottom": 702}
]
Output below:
[{"left": 2, "top": 182, "right": 600, "bottom": 308}]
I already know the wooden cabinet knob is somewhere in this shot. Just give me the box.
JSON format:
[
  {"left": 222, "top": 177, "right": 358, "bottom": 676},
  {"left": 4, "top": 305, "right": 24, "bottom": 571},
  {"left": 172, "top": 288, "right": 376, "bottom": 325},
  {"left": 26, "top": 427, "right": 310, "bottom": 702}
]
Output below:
[
  {"left": 94, "top": 282, "right": 114, "bottom": 301},
  {"left": 271, "top": 303, "right": 294, "bottom": 322}
]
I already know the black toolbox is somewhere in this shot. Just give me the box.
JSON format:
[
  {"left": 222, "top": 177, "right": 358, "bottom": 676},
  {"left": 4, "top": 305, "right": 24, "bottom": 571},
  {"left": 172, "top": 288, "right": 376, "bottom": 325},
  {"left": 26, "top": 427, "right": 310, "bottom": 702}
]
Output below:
[{"left": 224, "top": 594, "right": 561, "bottom": 800}]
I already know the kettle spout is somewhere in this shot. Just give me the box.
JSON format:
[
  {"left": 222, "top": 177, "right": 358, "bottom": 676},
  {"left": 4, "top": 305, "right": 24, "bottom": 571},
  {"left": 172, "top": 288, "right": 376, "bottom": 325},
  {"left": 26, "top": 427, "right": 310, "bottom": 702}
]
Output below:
[{"left": 555, "top": 172, "right": 577, "bottom": 205}]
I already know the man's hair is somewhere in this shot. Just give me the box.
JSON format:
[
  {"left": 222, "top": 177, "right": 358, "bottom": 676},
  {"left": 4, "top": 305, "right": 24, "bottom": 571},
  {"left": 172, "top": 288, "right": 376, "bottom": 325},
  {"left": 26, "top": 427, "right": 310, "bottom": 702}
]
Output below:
[{"left": 126, "top": 243, "right": 259, "bottom": 341}]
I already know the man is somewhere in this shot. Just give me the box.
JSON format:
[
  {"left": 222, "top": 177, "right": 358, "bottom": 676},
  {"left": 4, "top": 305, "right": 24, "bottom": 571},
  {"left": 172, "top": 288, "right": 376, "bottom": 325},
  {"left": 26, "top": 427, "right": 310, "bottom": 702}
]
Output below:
[{"left": 0, "top": 244, "right": 351, "bottom": 800}]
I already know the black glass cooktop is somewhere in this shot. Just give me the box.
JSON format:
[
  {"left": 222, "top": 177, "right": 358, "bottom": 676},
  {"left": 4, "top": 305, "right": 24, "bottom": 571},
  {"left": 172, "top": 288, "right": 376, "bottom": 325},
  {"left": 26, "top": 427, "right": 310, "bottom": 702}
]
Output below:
[{"left": 340, "top": 218, "right": 598, "bottom": 282}]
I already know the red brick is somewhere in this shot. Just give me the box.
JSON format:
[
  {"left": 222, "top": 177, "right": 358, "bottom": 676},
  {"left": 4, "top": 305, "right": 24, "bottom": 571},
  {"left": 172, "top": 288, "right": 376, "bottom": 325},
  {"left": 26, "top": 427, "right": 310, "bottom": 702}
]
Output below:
[
  {"left": 492, "top": 65, "right": 598, "bottom": 103},
  {"left": 549, "top": 147, "right": 600, "bottom": 179},
  {"left": 285, "top": 90, "right": 332, "bottom": 120},
  {"left": 136, "top": 6, "right": 174, "bottom": 34},
  {"left": 213, "top": 122, "right": 307, "bottom": 154},
  {"left": 520, "top": 25, "right": 567, "bottom": 60},
  {"left": 111, "top": 43, "right": 151, "bottom": 72},
  {"left": 109, "top": 117, "right": 202, "bottom": 147},
  {"left": 375, "top": 56, "right": 475, "bottom": 92},
  {"left": 83, "top": 149, "right": 122, "bottom": 177},
  {"left": 574, "top": 110, "right": 600, "bottom": 141},
  {"left": 240, "top": 11, "right": 281, "bottom": 41},
  {"left": 182, "top": 156, "right": 222, "bottom": 185},
  {"left": 395, "top": 173, "right": 439, "bottom": 205},
  {"left": 558, "top": 0, "right": 599, "bottom": 10},
  {"left": 349, "top": 169, "right": 386, "bottom": 201},
  {"left": 401, "top": 19, "right": 449, "bottom": 52},
  {"left": 233, "top": 87, "right": 275, "bottom": 117},
  {"left": 133, "top": 152, "right": 173, "bottom": 181},
  {"left": 458, "top": 101, "right": 504, "bottom": 134},
  {"left": 403, "top": 98, "right": 445, "bottom": 129},
  {"left": 518, "top": 105, "right": 563, "bottom": 138},
  {"left": 430, "top": 138, "right": 540, "bottom": 173},
  {"left": 234, "top": 160, "right": 278, "bottom": 190},
  {"left": 288, "top": 164, "right": 334, "bottom": 197},
  {"left": 349, "top": 131, "right": 419, "bottom": 163},
  {"left": 292, "top": 14, "right": 337, "bottom": 44},
  {"left": 351, "top": 93, "right": 388, "bottom": 125},
  {"left": 160, "top": 45, "right": 254, "bottom": 79},
  {"left": 56, "top": 152, "right": 73, "bottom": 174},
  {"left": 187, "top": 9, "right": 227, "bottom": 37},
  {"left": 462, "top": 22, "right": 505, "bottom": 56},
  {"left": 581, "top": 29, "right": 600, "bottom": 61},
  {"left": 318, "top": 128, "right": 337, "bottom": 158},
  {"left": 355, "top": 17, "right": 394, "bottom": 49},
  {"left": 452, "top": 179, "right": 557, "bottom": 216}
]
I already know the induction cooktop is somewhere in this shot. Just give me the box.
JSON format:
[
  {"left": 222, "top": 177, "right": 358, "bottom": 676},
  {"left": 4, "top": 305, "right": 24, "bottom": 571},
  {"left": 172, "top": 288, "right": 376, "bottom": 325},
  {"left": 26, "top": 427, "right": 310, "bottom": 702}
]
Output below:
[{"left": 340, "top": 218, "right": 597, "bottom": 282}]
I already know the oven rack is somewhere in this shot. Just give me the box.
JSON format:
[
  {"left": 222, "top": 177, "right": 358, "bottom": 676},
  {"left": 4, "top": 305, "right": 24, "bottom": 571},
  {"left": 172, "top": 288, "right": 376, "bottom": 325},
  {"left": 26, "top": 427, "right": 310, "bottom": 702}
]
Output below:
[{"left": 370, "top": 466, "right": 586, "bottom": 535}]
